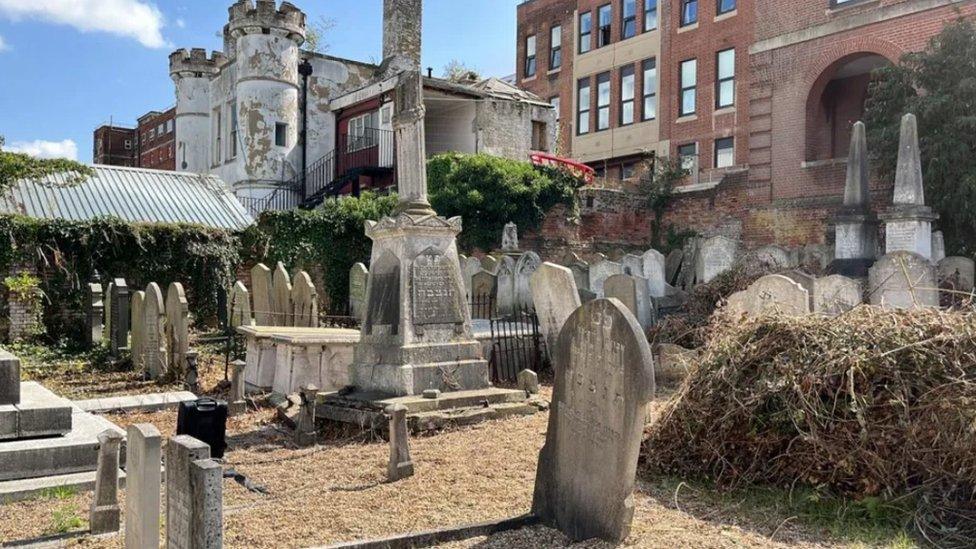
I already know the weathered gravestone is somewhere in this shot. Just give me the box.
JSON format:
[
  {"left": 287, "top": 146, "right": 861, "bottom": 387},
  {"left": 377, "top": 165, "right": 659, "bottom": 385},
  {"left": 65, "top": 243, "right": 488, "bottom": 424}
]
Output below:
[
  {"left": 868, "top": 251, "right": 939, "bottom": 309},
  {"left": 386, "top": 403, "right": 414, "bottom": 482},
  {"left": 801, "top": 244, "right": 833, "bottom": 273},
  {"left": 938, "top": 256, "right": 975, "bottom": 292},
  {"left": 501, "top": 222, "right": 519, "bottom": 252},
  {"left": 677, "top": 238, "right": 700, "bottom": 290},
  {"left": 125, "top": 424, "right": 161, "bottom": 549},
  {"left": 589, "top": 259, "right": 624, "bottom": 298},
  {"left": 621, "top": 254, "right": 643, "bottom": 277},
  {"left": 532, "top": 298, "right": 655, "bottom": 542},
  {"left": 90, "top": 429, "right": 123, "bottom": 534},
  {"left": 696, "top": 235, "right": 738, "bottom": 284},
  {"left": 348, "top": 263, "right": 369, "bottom": 321},
  {"left": 604, "top": 274, "right": 655, "bottom": 330},
  {"left": 471, "top": 271, "right": 498, "bottom": 319},
  {"left": 229, "top": 281, "right": 252, "bottom": 328},
  {"left": 931, "top": 231, "right": 946, "bottom": 262},
  {"left": 880, "top": 114, "right": 938, "bottom": 259},
  {"left": 0, "top": 351, "right": 19, "bottom": 405},
  {"left": 461, "top": 256, "right": 481, "bottom": 300},
  {"left": 143, "top": 284, "right": 167, "bottom": 379},
  {"left": 272, "top": 262, "right": 293, "bottom": 327},
  {"left": 783, "top": 270, "right": 816, "bottom": 311},
  {"left": 166, "top": 435, "right": 222, "bottom": 549},
  {"left": 832, "top": 120, "right": 878, "bottom": 274},
  {"left": 515, "top": 251, "right": 542, "bottom": 309},
  {"left": 87, "top": 282, "right": 104, "bottom": 348},
  {"left": 665, "top": 249, "right": 683, "bottom": 286},
  {"left": 813, "top": 275, "right": 863, "bottom": 315},
  {"left": 736, "top": 274, "right": 811, "bottom": 316},
  {"left": 292, "top": 271, "right": 319, "bottom": 327},
  {"left": 530, "top": 263, "right": 581, "bottom": 359},
  {"left": 103, "top": 282, "right": 113, "bottom": 347},
  {"left": 166, "top": 283, "right": 190, "bottom": 379},
  {"left": 130, "top": 291, "right": 146, "bottom": 373},
  {"left": 229, "top": 360, "right": 246, "bottom": 416},
  {"left": 250, "top": 263, "right": 274, "bottom": 326},
  {"left": 496, "top": 256, "right": 517, "bottom": 315},
  {"left": 110, "top": 279, "right": 130, "bottom": 355},
  {"left": 481, "top": 255, "right": 500, "bottom": 274},
  {"left": 641, "top": 249, "right": 666, "bottom": 298},
  {"left": 751, "top": 245, "right": 791, "bottom": 270},
  {"left": 569, "top": 258, "right": 590, "bottom": 293}
]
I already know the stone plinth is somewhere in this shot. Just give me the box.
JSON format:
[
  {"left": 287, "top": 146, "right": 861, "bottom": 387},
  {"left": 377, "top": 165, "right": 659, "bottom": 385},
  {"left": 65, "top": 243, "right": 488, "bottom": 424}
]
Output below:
[
  {"left": 0, "top": 350, "right": 21, "bottom": 406},
  {"left": 1, "top": 381, "right": 72, "bottom": 440},
  {"left": 350, "top": 212, "right": 488, "bottom": 397},
  {"left": 880, "top": 206, "right": 938, "bottom": 260},
  {"left": 238, "top": 326, "right": 359, "bottom": 394}
]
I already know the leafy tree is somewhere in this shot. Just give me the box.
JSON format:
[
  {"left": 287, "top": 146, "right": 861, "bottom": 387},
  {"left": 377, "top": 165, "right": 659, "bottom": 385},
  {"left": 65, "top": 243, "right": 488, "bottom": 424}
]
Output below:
[
  {"left": 442, "top": 60, "right": 480, "bottom": 83},
  {"left": 864, "top": 19, "right": 976, "bottom": 255},
  {"left": 638, "top": 156, "right": 689, "bottom": 250},
  {"left": 304, "top": 16, "right": 336, "bottom": 54}
]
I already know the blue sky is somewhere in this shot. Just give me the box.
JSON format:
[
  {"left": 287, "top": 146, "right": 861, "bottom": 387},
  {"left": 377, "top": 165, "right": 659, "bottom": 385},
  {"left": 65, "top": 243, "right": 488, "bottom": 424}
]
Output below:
[{"left": 0, "top": 0, "right": 521, "bottom": 163}]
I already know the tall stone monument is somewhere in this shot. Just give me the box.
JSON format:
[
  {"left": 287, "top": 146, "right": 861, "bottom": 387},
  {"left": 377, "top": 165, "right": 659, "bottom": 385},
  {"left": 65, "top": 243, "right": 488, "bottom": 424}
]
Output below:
[
  {"left": 831, "top": 121, "right": 878, "bottom": 276},
  {"left": 349, "top": 67, "right": 488, "bottom": 396},
  {"left": 880, "top": 114, "right": 938, "bottom": 260}
]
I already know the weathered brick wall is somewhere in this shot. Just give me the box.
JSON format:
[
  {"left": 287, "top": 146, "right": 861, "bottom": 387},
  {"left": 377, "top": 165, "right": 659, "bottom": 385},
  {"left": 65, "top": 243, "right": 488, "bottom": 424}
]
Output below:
[{"left": 2, "top": 263, "right": 43, "bottom": 343}]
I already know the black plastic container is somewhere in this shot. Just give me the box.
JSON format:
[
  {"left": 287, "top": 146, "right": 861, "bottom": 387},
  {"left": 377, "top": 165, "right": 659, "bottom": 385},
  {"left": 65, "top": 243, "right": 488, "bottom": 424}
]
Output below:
[{"left": 176, "top": 397, "right": 228, "bottom": 458}]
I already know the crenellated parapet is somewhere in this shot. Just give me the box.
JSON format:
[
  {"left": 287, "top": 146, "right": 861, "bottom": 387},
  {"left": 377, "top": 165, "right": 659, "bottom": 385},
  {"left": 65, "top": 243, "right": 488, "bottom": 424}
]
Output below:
[
  {"left": 226, "top": 0, "right": 306, "bottom": 44},
  {"left": 168, "top": 48, "right": 228, "bottom": 80}
]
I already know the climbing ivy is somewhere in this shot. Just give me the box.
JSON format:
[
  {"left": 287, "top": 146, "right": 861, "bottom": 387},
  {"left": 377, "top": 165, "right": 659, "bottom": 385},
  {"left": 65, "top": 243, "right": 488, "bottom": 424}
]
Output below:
[{"left": 0, "top": 136, "right": 93, "bottom": 191}]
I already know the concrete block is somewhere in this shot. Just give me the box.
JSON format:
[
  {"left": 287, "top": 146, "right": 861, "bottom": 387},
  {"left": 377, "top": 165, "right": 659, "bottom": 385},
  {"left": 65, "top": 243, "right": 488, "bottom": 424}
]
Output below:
[
  {"left": 0, "top": 404, "right": 18, "bottom": 440},
  {"left": 15, "top": 382, "right": 72, "bottom": 438}
]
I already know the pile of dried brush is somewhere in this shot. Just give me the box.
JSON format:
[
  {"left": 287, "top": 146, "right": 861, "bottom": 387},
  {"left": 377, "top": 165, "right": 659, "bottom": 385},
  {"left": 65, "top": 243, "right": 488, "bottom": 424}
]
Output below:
[{"left": 643, "top": 306, "right": 976, "bottom": 546}]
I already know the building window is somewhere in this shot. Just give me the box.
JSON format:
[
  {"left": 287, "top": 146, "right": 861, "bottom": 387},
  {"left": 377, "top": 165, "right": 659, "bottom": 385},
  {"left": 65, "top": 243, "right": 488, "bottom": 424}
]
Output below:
[
  {"left": 679, "top": 58, "right": 697, "bottom": 117},
  {"left": 678, "top": 142, "right": 698, "bottom": 172},
  {"left": 597, "top": 4, "right": 612, "bottom": 48},
  {"left": 620, "top": 65, "right": 635, "bottom": 126},
  {"left": 167, "top": 120, "right": 174, "bottom": 133},
  {"left": 213, "top": 108, "right": 222, "bottom": 164},
  {"left": 622, "top": 0, "right": 637, "bottom": 39},
  {"left": 715, "top": 137, "right": 734, "bottom": 168},
  {"left": 579, "top": 12, "right": 592, "bottom": 54},
  {"left": 680, "top": 0, "right": 698, "bottom": 26},
  {"left": 123, "top": 139, "right": 132, "bottom": 151},
  {"left": 157, "top": 123, "right": 164, "bottom": 137},
  {"left": 644, "top": 0, "right": 658, "bottom": 31},
  {"left": 347, "top": 111, "right": 379, "bottom": 151},
  {"left": 229, "top": 102, "right": 238, "bottom": 158},
  {"left": 577, "top": 78, "right": 591, "bottom": 135},
  {"left": 524, "top": 35, "right": 537, "bottom": 77},
  {"left": 550, "top": 26, "right": 562, "bottom": 70},
  {"left": 716, "top": 48, "right": 735, "bottom": 108},
  {"left": 532, "top": 121, "right": 548, "bottom": 151},
  {"left": 596, "top": 72, "right": 611, "bottom": 131},
  {"left": 275, "top": 122, "right": 288, "bottom": 148},
  {"left": 717, "top": 0, "right": 736, "bottom": 15},
  {"left": 642, "top": 58, "right": 657, "bottom": 121},
  {"left": 622, "top": 162, "right": 638, "bottom": 179}
]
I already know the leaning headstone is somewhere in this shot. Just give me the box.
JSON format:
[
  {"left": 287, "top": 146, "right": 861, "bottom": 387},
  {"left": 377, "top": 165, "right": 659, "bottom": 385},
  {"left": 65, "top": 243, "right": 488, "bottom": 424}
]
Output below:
[
  {"left": 868, "top": 251, "right": 939, "bottom": 309},
  {"left": 496, "top": 256, "right": 517, "bottom": 315},
  {"left": 604, "top": 274, "right": 655, "bottom": 330},
  {"left": 90, "top": 429, "right": 123, "bottom": 534},
  {"left": 665, "top": 249, "right": 683, "bottom": 286},
  {"left": 143, "top": 283, "right": 167, "bottom": 380},
  {"left": 250, "top": 263, "right": 274, "bottom": 326},
  {"left": 742, "top": 275, "right": 811, "bottom": 316},
  {"left": 569, "top": 258, "right": 590, "bottom": 293},
  {"left": 386, "top": 403, "right": 414, "bottom": 481},
  {"left": 532, "top": 298, "right": 655, "bottom": 542},
  {"left": 272, "top": 262, "right": 293, "bottom": 327},
  {"left": 501, "top": 222, "right": 519, "bottom": 252},
  {"left": 832, "top": 120, "right": 878, "bottom": 275},
  {"left": 110, "top": 279, "right": 130, "bottom": 355},
  {"left": 348, "top": 263, "right": 369, "bottom": 321},
  {"left": 470, "top": 271, "right": 498, "bottom": 319},
  {"left": 165, "top": 435, "right": 216, "bottom": 549},
  {"left": 589, "top": 259, "right": 624, "bottom": 297},
  {"left": 130, "top": 291, "right": 146, "bottom": 374},
  {"left": 696, "top": 236, "right": 738, "bottom": 284},
  {"left": 229, "top": 281, "right": 252, "bottom": 328},
  {"left": 294, "top": 384, "right": 318, "bottom": 446},
  {"left": 165, "top": 283, "right": 190, "bottom": 379},
  {"left": 125, "top": 424, "right": 161, "bottom": 549},
  {"left": 621, "top": 254, "right": 643, "bottom": 277},
  {"left": 931, "top": 231, "right": 946, "bottom": 262},
  {"left": 87, "top": 282, "right": 104, "bottom": 348},
  {"left": 292, "top": 271, "right": 319, "bottom": 327},
  {"left": 938, "top": 256, "right": 975, "bottom": 292},
  {"left": 228, "top": 360, "right": 246, "bottom": 416},
  {"left": 813, "top": 275, "right": 863, "bottom": 315},
  {"left": 515, "top": 251, "right": 542, "bottom": 308},
  {"left": 641, "top": 249, "right": 666, "bottom": 297},
  {"left": 518, "top": 369, "right": 540, "bottom": 394},
  {"left": 782, "top": 270, "right": 816, "bottom": 310},
  {"left": 880, "top": 114, "right": 938, "bottom": 259},
  {"left": 530, "top": 263, "right": 581, "bottom": 358},
  {"left": 751, "top": 245, "right": 791, "bottom": 271},
  {"left": 481, "top": 255, "right": 500, "bottom": 274}
]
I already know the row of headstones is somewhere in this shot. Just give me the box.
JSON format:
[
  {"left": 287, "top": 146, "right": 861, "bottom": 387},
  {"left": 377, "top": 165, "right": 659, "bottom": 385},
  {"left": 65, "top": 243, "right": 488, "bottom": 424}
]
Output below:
[
  {"left": 726, "top": 251, "right": 975, "bottom": 316},
  {"left": 90, "top": 425, "right": 222, "bottom": 548},
  {"left": 228, "top": 262, "right": 319, "bottom": 328}
]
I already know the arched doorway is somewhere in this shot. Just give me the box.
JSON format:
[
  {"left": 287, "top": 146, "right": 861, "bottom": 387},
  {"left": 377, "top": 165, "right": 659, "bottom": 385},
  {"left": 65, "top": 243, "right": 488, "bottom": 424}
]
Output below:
[{"left": 805, "top": 53, "right": 892, "bottom": 162}]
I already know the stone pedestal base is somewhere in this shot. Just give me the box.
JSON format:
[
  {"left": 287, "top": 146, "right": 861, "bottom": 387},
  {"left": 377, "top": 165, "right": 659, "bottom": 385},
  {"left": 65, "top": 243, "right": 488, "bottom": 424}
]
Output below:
[
  {"left": 351, "top": 358, "right": 489, "bottom": 397},
  {"left": 833, "top": 213, "right": 877, "bottom": 261},
  {"left": 880, "top": 206, "right": 938, "bottom": 260}
]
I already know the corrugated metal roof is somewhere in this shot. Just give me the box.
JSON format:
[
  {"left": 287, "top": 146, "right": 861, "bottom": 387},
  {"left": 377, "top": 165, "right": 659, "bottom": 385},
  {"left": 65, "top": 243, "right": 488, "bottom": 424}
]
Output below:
[{"left": 0, "top": 165, "right": 254, "bottom": 231}]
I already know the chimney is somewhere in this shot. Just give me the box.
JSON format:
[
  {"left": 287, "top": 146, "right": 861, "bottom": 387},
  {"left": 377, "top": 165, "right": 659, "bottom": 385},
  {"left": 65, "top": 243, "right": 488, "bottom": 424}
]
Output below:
[{"left": 383, "top": 0, "right": 422, "bottom": 72}]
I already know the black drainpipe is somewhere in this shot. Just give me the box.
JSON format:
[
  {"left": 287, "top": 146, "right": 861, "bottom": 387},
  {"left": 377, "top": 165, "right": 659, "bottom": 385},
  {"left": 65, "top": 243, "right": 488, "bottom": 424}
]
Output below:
[{"left": 298, "top": 58, "right": 313, "bottom": 198}]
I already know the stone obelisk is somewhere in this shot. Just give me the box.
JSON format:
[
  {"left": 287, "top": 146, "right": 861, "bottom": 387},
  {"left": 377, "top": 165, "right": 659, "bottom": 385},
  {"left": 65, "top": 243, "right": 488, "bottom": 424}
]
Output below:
[
  {"left": 830, "top": 121, "right": 878, "bottom": 276},
  {"left": 348, "top": 10, "right": 488, "bottom": 396},
  {"left": 879, "top": 113, "right": 938, "bottom": 260}
]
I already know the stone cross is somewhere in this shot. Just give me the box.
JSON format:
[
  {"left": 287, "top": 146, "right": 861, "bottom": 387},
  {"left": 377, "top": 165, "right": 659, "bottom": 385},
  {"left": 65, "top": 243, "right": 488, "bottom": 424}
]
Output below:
[
  {"left": 294, "top": 384, "right": 318, "bottom": 447},
  {"left": 393, "top": 70, "right": 434, "bottom": 215},
  {"left": 90, "top": 429, "right": 123, "bottom": 534},
  {"left": 125, "top": 424, "right": 161, "bottom": 549},
  {"left": 386, "top": 403, "right": 414, "bottom": 481},
  {"left": 229, "top": 360, "right": 247, "bottom": 416},
  {"left": 532, "top": 298, "right": 655, "bottom": 542},
  {"left": 87, "top": 282, "right": 104, "bottom": 348}
]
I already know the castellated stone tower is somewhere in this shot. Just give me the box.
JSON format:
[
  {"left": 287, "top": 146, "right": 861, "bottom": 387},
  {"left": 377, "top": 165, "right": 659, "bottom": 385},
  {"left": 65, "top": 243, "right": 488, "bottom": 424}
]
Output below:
[
  {"left": 169, "top": 48, "right": 227, "bottom": 174},
  {"left": 226, "top": 0, "right": 307, "bottom": 190}
]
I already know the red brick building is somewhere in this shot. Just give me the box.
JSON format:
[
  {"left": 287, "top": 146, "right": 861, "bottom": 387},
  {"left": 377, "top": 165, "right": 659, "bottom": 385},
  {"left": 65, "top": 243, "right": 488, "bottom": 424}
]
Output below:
[
  {"left": 92, "top": 125, "right": 137, "bottom": 167},
  {"left": 517, "top": 0, "right": 976, "bottom": 249},
  {"left": 136, "top": 108, "right": 176, "bottom": 171}
]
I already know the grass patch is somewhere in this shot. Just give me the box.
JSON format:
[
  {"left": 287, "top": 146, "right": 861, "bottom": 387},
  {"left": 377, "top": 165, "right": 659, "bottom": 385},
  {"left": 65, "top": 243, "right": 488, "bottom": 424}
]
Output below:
[
  {"left": 47, "top": 503, "right": 85, "bottom": 534},
  {"left": 38, "top": 486, "right": 78, "bottom": 501}
]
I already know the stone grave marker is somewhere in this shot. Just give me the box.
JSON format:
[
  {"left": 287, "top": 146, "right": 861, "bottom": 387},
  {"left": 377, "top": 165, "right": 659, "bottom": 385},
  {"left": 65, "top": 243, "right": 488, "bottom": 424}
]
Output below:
[
  {"left": 272, "top": 262, "right": 293, "bottom": 327},
  {"left": 111, "top": 279, "right": 130, "bottom": 355},
  {"left": 751, "top": 245, "right": 791, "bottom": 270},
  {"left": 515, "top": 251, "right": 542, "bottom": 308},
  {"left": 532, "top": 298, "right": 655, "bottom": 542},
  {"left": 742, "top": 275, "right": 811, "bottom": 316},
  {"left": 931, "top": 231, "right": 946, "bottom": 262},
  {"left": 90, "top": 429, "right": 123, "bottom": 534},
  {"left": 589, "top": 259, "right": 624, "bottom": 297},
  {"left": 125, "top": 424, "right": 161, "bottom": 549},
  {"left": 604, "top": 274, "right": 654, "bottom": 330},
  {"left": 783, "top": 270, "right": 816, "bottom": 310},
  {"left": 880, "top": 114, "right": 938, "bottom": 259},
  {"left": 294, "top": 384, "right": 318, "bottom": 446},
  {"left": 462, "top": 256, "right": 482, "bottom": 300},
  {"left": 103, "top": 282, "right": 113, "bottom": 346},
  {"left": 166, "top": 435, "right": 216, "bottom": 548},
  {"left": 813, "top": 275, "right": 863, "bottom": 315},
  {"left": 801, "top": 244, "right": 833, "bottom": 273},
  {"left": 411, "top": 247, "right": 465, "bottom": 327},
  {"left": 250, "top": 263, "right": 273, "bottom": 326},
  {"left": 386, "top": 403, "right": 414, "bottom": 481},
  {"left": 530, "top": 263, "right": 581, "bottom": 359},
  {"left": 481, "top": 255, "right": 500, "bottom": 274},
  {"left": 496, "top": 256, "right": 517, "bottom": 315},
  {"left": 518, "top": 369, "right": 540, "bottom": 394},
  {"left": 229, "top": 360, "right": 246, "bottom": 416},
  {"left": 188, "top": 458, "right": 223, "bottom": 548},
  {"left": 832, "top": 120, "right": 878, "bottom": 273},
  {"left": 868, "top": 251, "right": 939, "bottom": 309},
  {"left": 696, "top": 236, "right": 738, "bottom": 284},
  {"left": 501, "top": 222, "right": 519, "bottom": 252},
  {"left": 348, "top": 263, "right": 369, "bottom": 321},
  {"left": 569, "top": 258, "right": 590, "bottom": 293},
  {"left": 229, "top": 281, "right": 252, "bottom": 328},
  {"left": 622, "top": 254, "right": 643, "bottom": 277},
  {"left": 130, "top": 291, "right": 146, "bottom": 373},
  {"left": 292, "top": 271, "right": 319, "bottom": 327},
  {"left": 0, "top": 351, "right": 19, "bottom": 405},
  {"left": 166, "top": 283, "right": 190, "bottom": 379},
  {"left": 938, "top": 256, "right": 975, "bottom": 292},
  {"left": 362, "top": 253, "right": 400, "bottom": 335},
  {"left": 470, "top": 271, "right": 498, "bottom": 319},
  {"left": 143, "top": 283, "right": 167, "bottom": 380},
  {"left": 665, "top": 249, "right": 683, "bottom": 286},
  {"left": 641, "top": 249, "right": 666, "bottom": 297},
  {"left": 677, "top": 238, "right": 700, "bottom": 290},
  {"left": 87, "top": 282, "right": 104, "bottom": 348}
]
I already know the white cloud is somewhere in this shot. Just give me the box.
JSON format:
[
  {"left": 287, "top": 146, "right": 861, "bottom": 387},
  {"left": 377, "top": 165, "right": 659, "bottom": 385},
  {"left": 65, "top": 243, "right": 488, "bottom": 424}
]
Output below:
[
  {"left": 0, "top": 0, "right": 167, "bottom": 49},
  {"left": 175, "top": 18, "right": 185, "bottom": 29},
  {"left": 0, "top": 34, "right": 8, "bottom": 51},
  {"left": 6, "top": 140, "right": 79, "bottom": 161}
]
